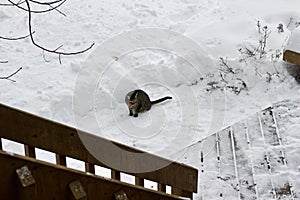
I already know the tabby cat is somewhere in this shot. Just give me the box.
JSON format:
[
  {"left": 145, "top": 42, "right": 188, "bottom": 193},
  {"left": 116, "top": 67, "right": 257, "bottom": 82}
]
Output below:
[{"left": 125, "top": 89, "right": 172, "bottom": 117}]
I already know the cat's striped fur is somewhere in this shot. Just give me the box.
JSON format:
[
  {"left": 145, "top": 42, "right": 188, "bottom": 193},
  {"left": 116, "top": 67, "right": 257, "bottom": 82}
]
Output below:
[{"left": 125, "top": 89, "right": 172, "bottom": 117}]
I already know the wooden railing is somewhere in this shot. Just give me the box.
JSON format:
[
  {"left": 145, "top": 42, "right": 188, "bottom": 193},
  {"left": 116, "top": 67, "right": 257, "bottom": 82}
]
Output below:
[
  {"left": 283, "top": 49, "right": 300, "bottom": 66},
  {"left": 0, "top": 103, "right": 198, "bottom": 200}
]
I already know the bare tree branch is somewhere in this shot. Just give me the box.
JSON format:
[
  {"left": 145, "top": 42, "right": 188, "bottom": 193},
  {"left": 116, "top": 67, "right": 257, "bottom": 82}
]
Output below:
[
  {"left": 7, "top": 0, "right": 67, "bottom": 15},
  {"left": 0, "top": 31, "right": 35, "bottom": 40},
  {"left": 0, "top": 67, "right": 22, "bottom": 82},
  {"left": 42, "top": 50, "right": 50, "bottom": 62},
  {"left": 257, "top": 25, "right": 270, "bottom": 59},
  {"left": 220, "top": 57, "right": 235, "bottom": 74},
  {"left": 58, "top": 54, "right": 62, "bottom": 64},
  {"left": 23, "top": 0, "right": 94, "bottom": 56},
  {"left": 0, "top": 3, "right": 14, "bottom": 6},
  {"left": 29, "top": 0, "right": 67, "bottom": 16},
  {"left": 286, "top": 17, "right": 293, "bottom": 28},
  {"left": 48, "top": 3, "right": 66, "bottom": 16},
  {"left": 29, "top": 0, "right": 64, "bottom": 5},
  {"left": 257, "top": 20, "right": 261, "bottom": 34},
  {"left": 1, "top": 0, "right": 94, "bottom": 63}
]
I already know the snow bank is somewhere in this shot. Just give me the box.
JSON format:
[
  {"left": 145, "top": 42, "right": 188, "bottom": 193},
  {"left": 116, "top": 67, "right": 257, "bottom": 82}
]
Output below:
[{"left": 286, "top": 26, "right": 300, "bottom": 53}]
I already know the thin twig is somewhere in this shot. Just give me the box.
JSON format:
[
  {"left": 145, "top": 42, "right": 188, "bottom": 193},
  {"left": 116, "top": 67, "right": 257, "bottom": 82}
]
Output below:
[
  {"left": 54, "top": 44, "right": 63, "bottom": 52},
  {"left": 0, "top": 3, "right": 14, "bottom": 6},
  {"left": 29, "top": 0, "right": 67, "bottom": 16},
  {"left": 23, "top": 0, "right": 94, "bottom": 56},
  {"left": 29, "top": 0, "right": 64, "bottom": 5},
  {"left": 257, "top": 20, "right": 261, "bottom": 34},
  {"left": 0, "top": 67, "right": 22, "bottom": 82},
  {"left": 58, "top": 54, "right": 62, "bottom": 64},
  {"left": 8, "top": 0, "right": 67, "bottom": 15},
  {"left": 42, "top": 50, "right": 50, "bottom": 62},
  {"left": 0, "top": 31, "right": 35, "bottom": 40},
  {"left": 219, "top": 72, "right": 227, "bottom": 83},
  {"left": 2, "top": 0, "right": 25, "bottom": 6},
  {"left": 236, "top": 78, "right": 247, "bottom": 89},
  {"left": 258, "top": 26, "right": 271, "bottom": 59},
  {"left": 286, "top": 17, "right": 293, "bottom": 28},
  {"left": 48, "top": 3, "right": 67, "bottom": 16},
  {"left": 17, "top": 0, "right": 25, "bottom": 5},
  {"left": 220, "top": 57, "right": 235, "bottom": 74},
  {"left": 0, "top": 60, "right": 9, "bottom": 64},
  {"left": 255, "top": 68, "right": 263, "bottom": 77}
]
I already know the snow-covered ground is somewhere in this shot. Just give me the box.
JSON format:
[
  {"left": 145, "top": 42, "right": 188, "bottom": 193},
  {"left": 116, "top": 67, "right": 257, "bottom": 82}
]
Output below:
[
  {"left": 1, "top": 0, "right": 300, "bottom": 199},
  {"left": 183, "top": 99, "right": 300, "bottom": 199}
]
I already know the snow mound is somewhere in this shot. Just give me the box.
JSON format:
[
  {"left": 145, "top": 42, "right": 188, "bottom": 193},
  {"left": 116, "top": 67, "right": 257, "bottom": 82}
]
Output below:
[{"left": 286, "top": 26, "right": 300, "bottom": 53}]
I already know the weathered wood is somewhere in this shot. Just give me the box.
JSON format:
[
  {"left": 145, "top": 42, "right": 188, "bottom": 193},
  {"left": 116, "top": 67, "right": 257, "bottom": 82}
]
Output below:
[
  {"left": 24, "top": 145, "right": 36, "bottom": 158},
  {"left": 135, "top": 177, "right": 144, "bottom": 187},
  {"left": 0, "top": 138, "right": 2, "bottom": 150},
  {"left": 69, "top": 180, "right": 87, "bottom": 200},
  {"left": 0, "top": 151, "right": 183, "bottom": 200},
  {"left": 56, "top": 154, "right": 67, "bottom": 166},
  {"left": 85, "top": 163, "right": 95, "bottom": 174},
  {"left": 0, "top": 103, "right": 198, "bottom": 195},
  {"left": 111, "top": 170, "right": 121, "bottom": 181},
  {"left": 283, "top": 50, "right": 300, "bottom": 66},
  {"left": 158, "top": 183, "right": 166, "bottom": 192},
  {"left": 16, "top": 165, "right": 38, "bottom": 200},
  {"left": 172, "top": 187, "right": 193, "bottom": 200},
  {"left": 17, "top": 183, "right": 38, "bottom": 200}
]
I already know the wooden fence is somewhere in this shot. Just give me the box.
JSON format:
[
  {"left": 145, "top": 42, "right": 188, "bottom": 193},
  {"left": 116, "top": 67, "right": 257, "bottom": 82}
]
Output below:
[
  {"left": 283, "top": 50, "right": 300, "bottom": 66},
  {"left": 0, "top": 103, "right": 198, "bottom": 200}
]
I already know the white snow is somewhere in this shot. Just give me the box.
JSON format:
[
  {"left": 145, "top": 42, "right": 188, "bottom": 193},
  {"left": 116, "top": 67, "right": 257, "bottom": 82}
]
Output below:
[
  {"left": 286, "top": 26, "right": 300, "bottom": 53},
  {"left": 1, "top": 0, "right": 300, "bottom": 199}
]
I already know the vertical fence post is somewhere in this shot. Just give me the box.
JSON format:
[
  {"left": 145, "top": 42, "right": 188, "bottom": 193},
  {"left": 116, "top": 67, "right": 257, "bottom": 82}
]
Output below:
[
  {"left": 85, "top": 163, "right": 95, "bottom": 174},
  {"left": 158, "top": 183, "right": 166, "bottom": 192},
  {"left": 0, "top": 138, "right": 2, "bottom": 151},
  {"left": 111, "top": 170, "right": 121, "bottom": 181},
  {"left": 135, "top": 177, "right": 144, "bottom": 187},
  {"left": 56, "top": 154, "right": 67, "bottom": 166},
  {"left": 24, "top": 145, "right": 36, "bottom": 158}
]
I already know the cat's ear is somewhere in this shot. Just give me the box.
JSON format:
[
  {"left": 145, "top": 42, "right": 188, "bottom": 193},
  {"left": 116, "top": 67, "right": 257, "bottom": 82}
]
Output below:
[{"left": 135, "top": 91, "right": 139, "bottom": 98}]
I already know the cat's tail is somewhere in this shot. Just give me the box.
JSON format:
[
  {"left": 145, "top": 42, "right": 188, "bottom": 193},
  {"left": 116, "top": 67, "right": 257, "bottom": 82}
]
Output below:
[{"left": 151, "top": 96, "right": 172, "bottom": 105}]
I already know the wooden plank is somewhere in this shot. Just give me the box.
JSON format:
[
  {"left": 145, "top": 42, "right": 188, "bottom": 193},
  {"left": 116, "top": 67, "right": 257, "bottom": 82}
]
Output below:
[
  {"left": 69, "top": 180, "right": 87, "bottom": 200},
  {"left": 85, "top": 163, "right": 95, "bottom": 174},
  {"left": 232, "top": 121, "right": 258, "bottom": 199},
  {"left": 111, "top": 170, "right": 121, "bottom": 181},
  {"left": 56, "top": 154, "right": 67, "bottom": 166},
  {"left": 158, "top": 184, "right": 166, "bottom": 192},
  {"left": 172, "top": 187, "right": 193, "bottom": 199},
  {"left": 0, "top": 103, "right": 198, "bottom": 194},
  {"left": 24, "top": 145, "right": 36, "bottom": 158},
  {"left": 0, "top": 151, "right": 182, "bottom": 200},
  {"left": 16, "top": 165, "right": 38, "bottom": 200},
  {"left": 283, "top": 50, "right": 300, "bottom": 66},
  {"left": 17, "top": 184, "right": 38, "bottom": 200},
  {"left": 135, "top": 177, "right": 144, "bottom": 187}
]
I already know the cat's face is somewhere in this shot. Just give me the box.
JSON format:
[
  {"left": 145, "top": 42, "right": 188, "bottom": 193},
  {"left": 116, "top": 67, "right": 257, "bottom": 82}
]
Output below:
[{"left": 127, "top": 96, "right": 138, "bottom": 109}]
